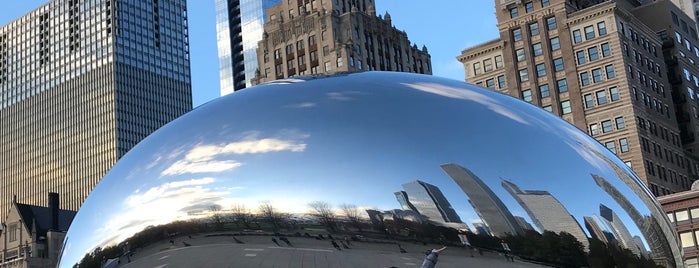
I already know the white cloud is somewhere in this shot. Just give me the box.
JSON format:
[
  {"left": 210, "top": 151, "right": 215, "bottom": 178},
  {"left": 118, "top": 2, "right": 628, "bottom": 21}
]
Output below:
[{"left": 403, "top": 82, "right": 530, "bottom": 125}]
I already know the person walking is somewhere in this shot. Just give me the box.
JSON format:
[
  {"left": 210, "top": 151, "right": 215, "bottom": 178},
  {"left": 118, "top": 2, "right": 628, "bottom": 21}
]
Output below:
[{"left": 420, "top": 246, "right": 446, "bottom": 268}]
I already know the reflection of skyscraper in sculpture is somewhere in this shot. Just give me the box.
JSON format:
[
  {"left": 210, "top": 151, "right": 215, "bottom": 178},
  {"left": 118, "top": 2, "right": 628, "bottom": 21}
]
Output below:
[
  {"left": 501, "top": 180, "right": 589, "bottom": 250},
  {"left": 514, "top": 216, "right": 535, "bottom": 231},
  {"left": 440, "top": 163, "right": 523, "bottom": 237},
  {"left": 394, "top": 191, "right": 419, "bottom": 212},
  {"left": 400, "top": 180, "right": 462, "bottom": 223},
  {"left": 600, "top": 204, "right": 641, "bottom": 256},
  {"left": 473, "top": 222, "right": 492, "bottom": 236},
  {"left": 587, "top": 144, "right": 680, "bottom": 266},
  {"left": 584, "top": 214, "right": 616, "bottom": 244}
]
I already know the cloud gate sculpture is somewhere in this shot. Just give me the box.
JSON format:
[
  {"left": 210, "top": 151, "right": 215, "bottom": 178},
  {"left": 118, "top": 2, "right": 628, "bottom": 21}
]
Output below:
[{"left": 59, "top": 72, "right": 682, "bottom": 267}]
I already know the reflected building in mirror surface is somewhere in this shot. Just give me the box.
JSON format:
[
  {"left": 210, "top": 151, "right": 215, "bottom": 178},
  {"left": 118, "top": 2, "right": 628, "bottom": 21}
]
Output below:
[
  {"left": 584, "top": 214, "right": 617, "bottom": 244},
  {"left": 440, "top": 163, "right": 523, "bottom": 237},
  {"left": 502, "top": 180, "right": 589, "bottom": 249},
  {"left": 600, "top": 204, "right": 643, "bottom": 256},
  {"left": 399, "top": 180, "right": 462, "bottom": 224}
]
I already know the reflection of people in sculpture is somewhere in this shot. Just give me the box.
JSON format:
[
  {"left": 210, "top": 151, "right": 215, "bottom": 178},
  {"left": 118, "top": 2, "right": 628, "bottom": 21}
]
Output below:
[
  {"left": 501, "top": 241, "right": 513, "bottom": 262},
  {"left": 420, "top": 246, "right": 446, "bottom": 268}
]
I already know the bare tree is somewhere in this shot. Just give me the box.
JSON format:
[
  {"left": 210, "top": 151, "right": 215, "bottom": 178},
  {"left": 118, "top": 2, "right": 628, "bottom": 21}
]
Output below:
[
  {"left": 340, "top": 203, "right": 364, "bottom": 232},
  {"left": 209, "top": 205, "right": 224, "bottom": 230},
  {"left": 231, "top": 203, "right": 252, "bottom": 229},
  {"left": 258, "top": 201, "right": 283, "bottom": 231},
  {"left": 309, "top": 201, "right": 337, "bottom": 232}
]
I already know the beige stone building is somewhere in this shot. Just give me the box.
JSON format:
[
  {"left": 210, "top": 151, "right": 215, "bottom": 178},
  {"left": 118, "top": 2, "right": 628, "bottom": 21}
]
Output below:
[
  {"left": 458, "top": 0, "right": 699, "bottom": 196},
  {"left": 252, "top": 0, "right": 431, "bottom": 84},
  {"left": 0, "top": 193, "right": 75, "bottom": 268}
]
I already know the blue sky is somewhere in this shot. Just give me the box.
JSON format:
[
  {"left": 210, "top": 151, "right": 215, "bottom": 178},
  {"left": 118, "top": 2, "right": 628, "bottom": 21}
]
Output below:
[{"left": 0, "top": 1, "right": 499, "bottom": 107}]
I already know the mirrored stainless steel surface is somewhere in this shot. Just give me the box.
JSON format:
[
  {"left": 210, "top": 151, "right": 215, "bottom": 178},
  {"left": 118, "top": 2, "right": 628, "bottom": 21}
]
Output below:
[{"left": 59, "top": 72, "right": 682, "bottom": 267}]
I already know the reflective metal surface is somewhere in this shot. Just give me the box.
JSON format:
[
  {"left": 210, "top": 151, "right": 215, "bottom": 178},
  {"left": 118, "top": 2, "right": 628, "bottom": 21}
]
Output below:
[{"left": 59, "top": 72, "right": 682, "bottom": 267}]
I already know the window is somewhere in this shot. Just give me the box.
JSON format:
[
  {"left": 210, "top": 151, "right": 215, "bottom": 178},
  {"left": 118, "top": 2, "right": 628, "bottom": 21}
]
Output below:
[
  {"left": 680, "top": 231, "right": 694, "bottom": 248},
  {"left": 8, "top": 224, "right": 16, "bottom": 242},
  {"left": 546, "top": 17, "right": 557, "bottom": 31},
  {"left": 525, "top": 2, "right": 534, "bottom": 13},
  {"left": 274, "top": 49, "right": 282, "bottom": 59},
  {"left": 510, "top": 7, "right": 518, "bottom": 18},
  {"left": 550, "top": 37, "right": 560, "bottom": 51},
  {"left": 677, "top": 210, "right": 690, "bottom": 222},
  {"left": 324, "top": 61, "right": 331, "bottom": 72},
  {"left": 576, "top": 51, "right": 586, "bottom": 64},
  {"left": 553, "top": 58, "right": 564, "bottom": 72},
  {"left": 484, "top": 59, "right": 493, "bottom": 72},
  {"left": 596, "top": 90, "right": 608, "bottom": 104},
  {"left": 573, "top": 30, "right": 582, "bottom": 43},
  {"left": 529, "top": 22, "right": 539, "bottom": 36},
  {"left": 516, "top": 49, "right": 526, "bottom": 62},
  {"left": 584, "top": 25, "right": 595, "bottom": 40},
  {"left": 597, "top": 22, "right": 607, "bottom": 35},
  {"left": 497, "top": 75, "right": 506, "bottom": 89},
  {"left": 605, "top": 65, "right": 615, "bottom": 79},
  {"left": 605, "top": 141, "right": 617, "bottom": 154},
  {"left": 532, "top": 43, "right": 543, "bottom": 56},
  {"left": 592, "top": 68, "right": 603, "bottom": 83},
  {"left": 519, "top": 68, "right": 529, "bottom": 82},
  {"left": 561, "top": 100, "right": 571, "bottom": 114},
  {"left": 536, "top": 63, "right": 546, "bottom": 77},
  {"left": 588, "top": 47, "right": 599, "bottom": 61},
  {"left": 495, "top": 55, "right": 504, "bottom": 68},
  {"left": 473, "top": 62, "right": 482, "bottom": 75},
  {"left": 337, "top": 57, "right": 344, "bottom": 67},
  {"left": 580, "top": 72, "right": 590, "bottom": 86},
  {"left": 522, "top": 89, "right": 533, "bottom": 102},
  {"left": 619, "top": 138, "right": 629, "bottom": 153},
  {"left": 602, "top": 120, "right": 613, "bottom": 133},
  {"left": 590, "top": 124, "right": 600, "bottom": 135},
  {"left": 601, "top": 43, "right": 611, "bottom": 57},
  {"left": 309, "top": 35, "right": 316, "bottom": 46},
  {"left": 557, "top": 79, "right": 568, "bottom": 93},
  {"left": 542, "top": 0, "right": 550, "bottom": 7},
  {"left": 676, "top": 31, "right": 682, "bottom": 43},
  {"left": 615, "top": 116, "right": 625, "bottom": 129},
  {"left": 609, "top": 87, "right": 619, "bottom": 101},
  {"left": 486, "top": 79, "right": 496, "bottom": 89},
  {"left": 543, "top": 105, "right": 552, "bottom": 112},
  {"left": 540, "top": 84, "right": 550, "bottom": 98},
  {"left": 585, "top": 94, "right": 594, "bottom": 108},
  {"left": 513, "top": 28, "right": 523, "bottom": 41}
]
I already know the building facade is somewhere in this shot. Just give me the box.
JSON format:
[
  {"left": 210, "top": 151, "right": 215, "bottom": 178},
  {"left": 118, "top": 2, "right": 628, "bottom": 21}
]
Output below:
[
  {"left": 0, "top": 0, "right": 192, "bottom": 220},
  {"left": 458, "top": 0, "right": 699, "bottom": 196},
  {"left": 657, "top": 183, "right": 699, "bottom": 267},
  {"left": 252, "top": 0, "right": 431, "bottom": 84},
  {"left": 215, "top": 0, "right": 281, "bottom": 95},
  {"left": 399, "top": 180, "right": 462, "bottom": 223}
]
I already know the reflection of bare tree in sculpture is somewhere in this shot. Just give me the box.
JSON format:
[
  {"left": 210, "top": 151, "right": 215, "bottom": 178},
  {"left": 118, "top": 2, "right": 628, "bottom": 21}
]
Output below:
[
  {"left": 309, "top": 201, "right": 338, "bottom": 231},
  {"left": 231, "top": 204, "right": 253, "bottom": 229},
  {"left": 340, "top": 203, "right": 364, "bottom": 232}
]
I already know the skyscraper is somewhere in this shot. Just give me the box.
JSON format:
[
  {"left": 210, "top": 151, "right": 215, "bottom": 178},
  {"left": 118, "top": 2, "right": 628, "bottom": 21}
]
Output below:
[
  {"left": 440, "top": 163, "right": 524, "bottom": 237},
  {"left": 502, "top": 180, "right": 589, "bottom": 249},
  {"left": 600, "top": 203, "right": 643, "bottom": 256},
  {"left": 400, "top": 180, "right": 462, "bottom": 223},
  {"left": 394, "top": 190, "right": 418, "bottom": 212},
  {"left": 251, "top": 0, "right": 431, "bottom": 84},
  {"left": 215, "top": 0, "right": 281, "bottom": 95},
  {"left": 0, "top": 0, "right": 192, "bottom": 220},
  {"left": 458, "top": 0, "right": 699, "bottom": 196}
]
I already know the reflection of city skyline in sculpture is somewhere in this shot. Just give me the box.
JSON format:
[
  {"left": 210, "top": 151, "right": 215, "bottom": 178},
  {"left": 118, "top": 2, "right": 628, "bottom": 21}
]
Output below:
[
  {"left": 514, "top": 216, "right": 535, "bottom": 231},
  {"left": 588, "top": 145, "right": 680, "bottom": 265},
  {"left": 599, "top": 204, "right": 642, "bottom": 256},
  {"left": 440, "top": 163, "right": 523, "bottom": 237},
  {"left": 472, "top": 222, "right": 492, "bottom": 236},
  {"left": 399, "top": 180, "right": 462, "bottom": 223},
  {"left": 584, "top": 214, "right": 616, "bottom": 244},
  {"left": 502, "top": 180, "right": 589, "bottom": 250}
]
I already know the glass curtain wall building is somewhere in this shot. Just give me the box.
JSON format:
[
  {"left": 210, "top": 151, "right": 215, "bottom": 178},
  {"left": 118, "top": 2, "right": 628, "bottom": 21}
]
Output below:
[
  {"left": 0, "top": 0, "right": 192, "bottom": 220},
  {"left": 215, "top": 0, "right": 281, "bottom": 95}
]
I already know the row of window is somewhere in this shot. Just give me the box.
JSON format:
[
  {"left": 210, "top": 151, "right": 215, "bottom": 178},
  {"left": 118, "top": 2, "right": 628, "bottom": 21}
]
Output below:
[
  {"left": 518, "top": 58, "right": 564, "bottom": 82},
  {"left": 572, "top": 22, "right": 606, "bottom": 44},
  {"left": 579, "top": 65, "right": 615, "bottom": 86},
  {"left": 473, "top": 55, "right": 504, "bottom": 75},
  {"left": 618, "top": 22, "right": 659, "bottom": 59},
  {"left": 638, "top": 116, "right": 681, "bottom": 148},
  {"left": 511, "top": 17, "right": 556, "bottom": 42},
  {"left": 632, "top": 87, "right": 670, "bottom": 120},
  {"left": 508, "top": 0, "right": 550, "bottom": 19},
  {"left": 576, "top": 43, "right": 611, "bottom": 65},
  {"left": 479, "top": 75, "right": 507, "bottom": 90},
  {"left": 604, "top": 138, "right": 629, "bottom": 155},
  {"left": 645, "top": 158, "right": 688, "bottom": 190},
  {"left": 516, "top": 37, "right": 561, "bottom": 62},
  {"left": 671, "top": 11, "right": 698, "bottom": 41},
  {"left": 584, "top": 86, "right": 620, "bottom": 110},
  {"left": 589, "top": 116, "right": 625, "bottom": 136}
]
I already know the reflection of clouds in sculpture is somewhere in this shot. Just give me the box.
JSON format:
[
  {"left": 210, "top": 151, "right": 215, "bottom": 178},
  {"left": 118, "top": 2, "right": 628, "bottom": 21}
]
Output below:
[
  {"left": 285, "top": 102, "right": 317, "bottom": 108},
  {"left": 162, "top": 132, "right": 308, "bottom": 176},
  {"left": 402, "top": 82, "right": 530, "bottom": 125},
  {"left": 326, "top": 91, "right": 367, "bottom": 101},
  {"left": 94, "top": 177, "right": 230, "bottom": 250}
]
